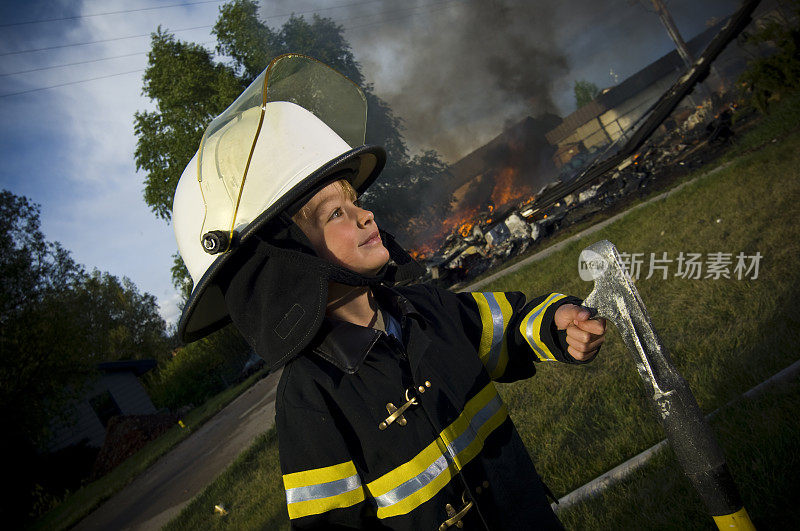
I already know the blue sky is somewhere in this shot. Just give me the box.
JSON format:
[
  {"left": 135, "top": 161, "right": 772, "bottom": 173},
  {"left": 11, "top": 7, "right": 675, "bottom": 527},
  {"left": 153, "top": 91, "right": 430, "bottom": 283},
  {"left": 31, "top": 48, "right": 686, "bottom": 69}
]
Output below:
[{"left": 0, "top": 0, "right": 742, "bottom": 328}]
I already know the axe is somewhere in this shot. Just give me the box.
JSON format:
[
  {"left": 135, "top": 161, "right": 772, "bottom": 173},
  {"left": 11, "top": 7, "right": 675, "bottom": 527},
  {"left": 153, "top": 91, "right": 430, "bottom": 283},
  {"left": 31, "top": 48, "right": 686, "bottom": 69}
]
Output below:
[{"left": 579, "top": 240, "right": 754, "bottom": 530}]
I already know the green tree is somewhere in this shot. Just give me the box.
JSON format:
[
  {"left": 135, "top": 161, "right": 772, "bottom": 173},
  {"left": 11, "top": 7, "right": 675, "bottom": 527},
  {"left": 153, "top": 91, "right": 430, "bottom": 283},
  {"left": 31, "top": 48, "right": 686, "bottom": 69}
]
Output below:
[
  {"left": 0, "top": 190, "right": 172, "bottom": 439},
  {"left": 1, "top": 191, "right": 93, "bottom": 524},
  {"left": 135, "top": 0, "right": 451, "bottom": 294},
  {"left": 574, "top": 79, "right": 601, "bottom": 108},
  {"left": 0, "top": 190, "right": 91, "bottom": 450},
  {"left": 0, "top": 190, "right": 173, "bottom": 524},
  {"left": 737, "top": 1, "right": 800, "bottom": 114},
  {"left": 145, "top": 324, "right": 251, "bottom": 410},
  {"left": 72, "top": 270, "right": 173, "bottom": 363},
  {"left": 134, "top": 28, "right": 244, "bottom": 221},
  {"left": 212, "top": 2, "right": 410, "bottom": 170}
]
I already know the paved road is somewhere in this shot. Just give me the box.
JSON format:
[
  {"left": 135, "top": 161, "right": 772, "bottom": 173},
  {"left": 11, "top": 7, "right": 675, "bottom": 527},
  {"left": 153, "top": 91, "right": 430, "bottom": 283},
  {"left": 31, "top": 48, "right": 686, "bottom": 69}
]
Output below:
[{"left": 75, "top": 369, "right": 283, "bottom": 531}]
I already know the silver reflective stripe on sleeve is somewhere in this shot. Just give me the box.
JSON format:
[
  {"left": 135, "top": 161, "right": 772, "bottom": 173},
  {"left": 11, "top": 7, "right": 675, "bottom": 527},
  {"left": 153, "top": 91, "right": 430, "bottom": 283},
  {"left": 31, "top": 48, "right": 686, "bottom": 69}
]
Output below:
[
  {"left": 484, "top": 293, "right": 505, "bottom": 375},
  {"left": 525, "top": 293, "right": 562, "bottom": 361},
  {"left": 285, "top": 474, "right": 362, "bottom": 504}
]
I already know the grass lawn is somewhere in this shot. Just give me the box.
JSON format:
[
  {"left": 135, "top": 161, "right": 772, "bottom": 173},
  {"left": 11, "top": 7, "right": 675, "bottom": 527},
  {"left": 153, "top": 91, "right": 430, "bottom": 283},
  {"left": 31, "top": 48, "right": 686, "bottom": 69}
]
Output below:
[
  {"left": 33, "top": 368, "right": 268, "bottom": 531},
  {"left": 165, "top": 100, "right": 800, "bottom": 529}
]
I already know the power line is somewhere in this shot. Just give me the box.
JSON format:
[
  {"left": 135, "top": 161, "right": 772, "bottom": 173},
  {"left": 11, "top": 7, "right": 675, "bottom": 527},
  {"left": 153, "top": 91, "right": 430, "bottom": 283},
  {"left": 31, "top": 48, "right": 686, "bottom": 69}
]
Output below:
[
  {"left": 0, "top": 1, "right": 223, "bottom": 28},
  {"left": 0, "top": 51, "right": 145, "bottom": 77},
  {"left": 0, "top": 41, "right": 215, "bottom": 77},
  {"left": 0, "top": 0, "right": 390, "bottom": 31},
  {"left": 0, "top": 0, "right": 456, "bottom": 60},
  {"left": 0, "top": 69, "right": 143, "bottom": 98},
  {"left": 0, "top": 0, "right": 383, "bottom": 56},
  {"left": 0, "top": 0, "right": 448, "bottom": 57},
  {"left": 0, "top": 24, "right": 213, "bottom": 57},
  {"left": 0, "top": 0, "right": 465, "bottom": 98}
]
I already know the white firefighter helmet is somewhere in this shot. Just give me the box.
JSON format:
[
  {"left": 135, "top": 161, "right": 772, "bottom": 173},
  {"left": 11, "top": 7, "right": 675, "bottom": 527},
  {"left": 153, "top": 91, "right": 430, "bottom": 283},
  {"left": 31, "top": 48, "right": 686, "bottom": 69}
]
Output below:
[{"left": 173, "top": 54, "right": 385, "bottom": 342}]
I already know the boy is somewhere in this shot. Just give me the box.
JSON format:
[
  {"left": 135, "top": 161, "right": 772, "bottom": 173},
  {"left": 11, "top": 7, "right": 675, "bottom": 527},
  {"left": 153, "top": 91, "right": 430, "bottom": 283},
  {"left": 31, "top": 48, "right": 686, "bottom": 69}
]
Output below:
[{"left": 173, "top": 54, "right": 605, "bottom": 530}]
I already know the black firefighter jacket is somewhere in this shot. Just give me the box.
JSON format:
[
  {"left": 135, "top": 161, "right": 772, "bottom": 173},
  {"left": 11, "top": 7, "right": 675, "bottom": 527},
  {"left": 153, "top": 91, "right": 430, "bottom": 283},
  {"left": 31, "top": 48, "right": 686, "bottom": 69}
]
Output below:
[{"left": 276, "top": 283, "right": 591, "bottom": 530}]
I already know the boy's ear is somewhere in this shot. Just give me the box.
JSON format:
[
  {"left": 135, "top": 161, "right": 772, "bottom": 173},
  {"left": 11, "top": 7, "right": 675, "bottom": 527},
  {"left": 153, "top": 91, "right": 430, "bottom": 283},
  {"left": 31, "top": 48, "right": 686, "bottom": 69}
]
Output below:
[{"left": 262, "top": 212, "right": 319, "bottom": 257}]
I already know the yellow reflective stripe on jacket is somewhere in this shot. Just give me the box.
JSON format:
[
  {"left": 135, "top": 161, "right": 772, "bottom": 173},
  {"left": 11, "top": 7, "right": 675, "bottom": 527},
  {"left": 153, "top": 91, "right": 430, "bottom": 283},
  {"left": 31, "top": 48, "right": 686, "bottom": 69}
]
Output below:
[
  {"left": 283, "top": 460, "right": 365, "bottom": 519},
  {"left": 367, "top": 382, "right": 508, "bottom": 519},
  {"left": 471, "top": 292, "right": 513, "bottom": 378},
  {"left": 519, "top": 293, "right": 566, "bottom": 362}
]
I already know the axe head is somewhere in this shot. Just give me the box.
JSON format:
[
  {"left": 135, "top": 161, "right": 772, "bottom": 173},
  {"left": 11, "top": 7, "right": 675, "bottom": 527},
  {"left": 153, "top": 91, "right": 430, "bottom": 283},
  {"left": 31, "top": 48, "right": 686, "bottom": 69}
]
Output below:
[
  {"left": 579, "top": 239, "right": 673, "bottom": 397},
  {"left": 577, "top": 244, "right": 743, "bottom": 521},
  {"left": 579, "top": 240, "right": 652, "bottom": 329}
]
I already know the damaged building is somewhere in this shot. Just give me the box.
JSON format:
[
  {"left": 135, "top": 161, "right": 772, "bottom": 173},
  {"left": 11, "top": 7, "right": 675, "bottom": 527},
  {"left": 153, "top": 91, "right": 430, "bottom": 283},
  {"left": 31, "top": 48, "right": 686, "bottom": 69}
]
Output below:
[
  {"left": 547, "top": 21, "right": 750, "bottom": 172},
  {"left": 418, "top": 6, "right": 763, "bottom": 286}
]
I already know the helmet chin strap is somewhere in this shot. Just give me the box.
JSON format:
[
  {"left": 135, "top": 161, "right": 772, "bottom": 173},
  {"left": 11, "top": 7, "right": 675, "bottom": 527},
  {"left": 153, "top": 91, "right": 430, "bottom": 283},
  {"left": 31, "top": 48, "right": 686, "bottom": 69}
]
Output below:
[
  {"left": 260, "top": 212, "right": 423, "bottom": 289},
  {"left": 252, "top": 234, "right": 393, "bottom": 287}
]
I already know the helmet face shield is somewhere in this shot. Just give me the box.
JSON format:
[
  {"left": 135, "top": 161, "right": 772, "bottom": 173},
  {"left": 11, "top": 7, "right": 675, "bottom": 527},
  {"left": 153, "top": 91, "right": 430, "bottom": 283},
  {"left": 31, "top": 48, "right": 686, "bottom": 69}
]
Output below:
[{"left": 196, "top": 54, "right": 368, "bottom": 249}]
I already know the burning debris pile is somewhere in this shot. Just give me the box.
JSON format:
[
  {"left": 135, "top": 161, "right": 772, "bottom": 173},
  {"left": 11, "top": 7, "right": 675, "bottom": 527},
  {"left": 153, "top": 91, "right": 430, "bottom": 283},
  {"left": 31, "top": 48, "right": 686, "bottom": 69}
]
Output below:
[
  {"left": 427, "top": 211, "right": 539, "bottom": 282},
  {"left": 406, "top": 115, "right": 561, "bottom": 264},
  {"left": 417, "top": 95, "right": 747, "bottom": 287}
]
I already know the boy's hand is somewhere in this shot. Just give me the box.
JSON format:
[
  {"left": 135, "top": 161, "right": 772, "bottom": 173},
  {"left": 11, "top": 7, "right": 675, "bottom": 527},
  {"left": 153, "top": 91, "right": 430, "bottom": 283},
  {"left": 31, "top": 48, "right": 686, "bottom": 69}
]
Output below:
[{"left": 554, "top": 304, "right": 607, "bottom": 362}]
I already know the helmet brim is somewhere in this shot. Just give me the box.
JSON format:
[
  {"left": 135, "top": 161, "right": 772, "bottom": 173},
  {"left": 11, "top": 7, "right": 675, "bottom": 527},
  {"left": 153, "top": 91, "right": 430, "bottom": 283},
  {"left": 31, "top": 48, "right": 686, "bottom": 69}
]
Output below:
[{"left": 177, "top": 144, "right": 386, "bottom": 343}]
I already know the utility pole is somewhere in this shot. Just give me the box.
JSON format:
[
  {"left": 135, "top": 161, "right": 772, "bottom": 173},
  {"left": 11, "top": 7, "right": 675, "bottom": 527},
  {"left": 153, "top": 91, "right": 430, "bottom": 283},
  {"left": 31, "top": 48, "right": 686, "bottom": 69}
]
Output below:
[
  {"left": 650, "top": 0, "right": 694, "bottom": 68},
  {"left": 650, "top": 0, "right": 716, "bottom": 102}
]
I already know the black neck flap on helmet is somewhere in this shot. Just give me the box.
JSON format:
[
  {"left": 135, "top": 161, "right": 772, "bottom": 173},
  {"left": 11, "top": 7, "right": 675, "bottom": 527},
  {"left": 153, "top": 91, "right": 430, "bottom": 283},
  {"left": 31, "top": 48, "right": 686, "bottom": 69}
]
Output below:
[{"left": 219, "top": 198, "right": 424, "bottom": 372}]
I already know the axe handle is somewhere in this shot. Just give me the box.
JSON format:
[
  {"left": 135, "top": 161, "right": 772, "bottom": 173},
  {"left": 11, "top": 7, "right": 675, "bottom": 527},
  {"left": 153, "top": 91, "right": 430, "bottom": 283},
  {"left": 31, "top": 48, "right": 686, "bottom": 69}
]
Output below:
[
  {"left": 647, "top": 369, "right": 754, "bottom": 530},
  {"left": 615, "top": 319, "right": 755, "bottom": 530}
]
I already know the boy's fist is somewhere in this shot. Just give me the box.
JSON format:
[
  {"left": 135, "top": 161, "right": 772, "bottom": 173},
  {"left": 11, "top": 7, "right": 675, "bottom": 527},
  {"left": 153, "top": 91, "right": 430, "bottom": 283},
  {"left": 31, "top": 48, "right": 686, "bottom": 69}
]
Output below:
[{"left": 554, "top": 304, "right": 606, "bottom": 362}]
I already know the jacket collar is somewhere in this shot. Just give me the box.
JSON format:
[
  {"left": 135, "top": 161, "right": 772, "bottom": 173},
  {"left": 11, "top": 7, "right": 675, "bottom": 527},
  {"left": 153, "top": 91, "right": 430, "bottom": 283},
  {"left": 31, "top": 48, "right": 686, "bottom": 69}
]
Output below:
[
  {"left": 374, "top": 284, "right": 423, "bottom": 323},
  {"left": 310, "top": 285, "right": 423, "bottom": 374}
]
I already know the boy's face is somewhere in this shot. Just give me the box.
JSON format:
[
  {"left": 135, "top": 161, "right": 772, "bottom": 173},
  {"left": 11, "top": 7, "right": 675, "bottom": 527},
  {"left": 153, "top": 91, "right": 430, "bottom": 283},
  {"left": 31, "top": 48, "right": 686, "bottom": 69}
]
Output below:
[{"left": 293, "top": 181, "right": 390, "bottom": 275}]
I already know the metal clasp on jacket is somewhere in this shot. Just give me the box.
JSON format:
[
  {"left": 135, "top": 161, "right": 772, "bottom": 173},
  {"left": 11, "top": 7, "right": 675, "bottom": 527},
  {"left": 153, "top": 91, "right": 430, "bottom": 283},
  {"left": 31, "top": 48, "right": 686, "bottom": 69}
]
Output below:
[
  {"left": 379, "top": 388, "right": 418, "bottom": 430},
  {"left": 439, "top": 491, "right": 473, "bottom": 530}
]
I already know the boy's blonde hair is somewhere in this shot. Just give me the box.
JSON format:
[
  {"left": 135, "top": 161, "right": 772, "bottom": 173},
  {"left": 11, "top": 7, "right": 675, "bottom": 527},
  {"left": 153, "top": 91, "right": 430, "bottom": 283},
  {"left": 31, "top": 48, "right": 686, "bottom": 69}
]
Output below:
[{"left": 292, "top": 179, "right": 358, "bottom": 225}]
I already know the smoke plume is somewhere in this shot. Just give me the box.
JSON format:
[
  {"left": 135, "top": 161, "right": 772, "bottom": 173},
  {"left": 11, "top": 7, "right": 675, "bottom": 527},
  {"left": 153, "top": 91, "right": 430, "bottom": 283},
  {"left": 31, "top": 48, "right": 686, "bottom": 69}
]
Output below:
[
  {"left": 262, "top": 0, "right": 571, "bottom": 161},
  {"left": 349, "top": 0, "right": 570, "bottom": 161}
]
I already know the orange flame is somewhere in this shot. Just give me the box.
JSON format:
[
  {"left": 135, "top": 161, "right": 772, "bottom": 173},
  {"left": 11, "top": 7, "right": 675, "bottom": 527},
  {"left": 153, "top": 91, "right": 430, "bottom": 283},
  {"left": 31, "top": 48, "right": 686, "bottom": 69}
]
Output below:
[
  {"left": 490, "top": 166, "right": 534, "bottom": 210},
  {"left": 407, "top": 158, "right": 537, "bottom": 259}
]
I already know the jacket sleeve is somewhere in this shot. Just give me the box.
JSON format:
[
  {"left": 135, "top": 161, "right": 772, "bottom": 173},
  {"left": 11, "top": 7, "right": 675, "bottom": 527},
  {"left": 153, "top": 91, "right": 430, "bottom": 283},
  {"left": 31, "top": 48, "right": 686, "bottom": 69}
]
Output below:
[
  {"left": 425, "top": 285, "right": 594, "bottom": 383},
  {"left": 277, "top": 372, "right": 374, "bottom": 529}
]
